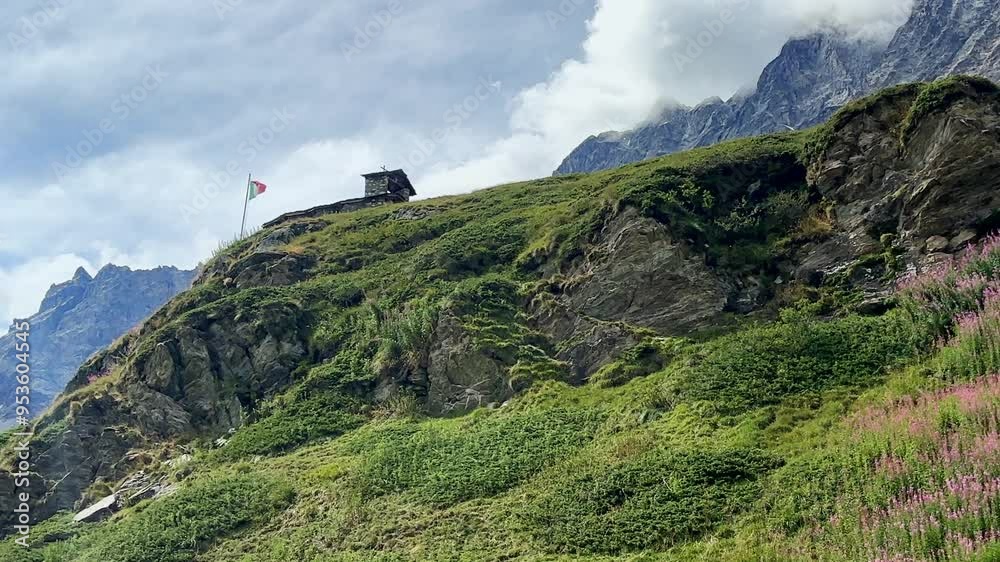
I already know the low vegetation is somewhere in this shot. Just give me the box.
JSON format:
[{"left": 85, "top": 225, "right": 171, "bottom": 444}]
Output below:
[{"left": 8, "top": 78, "right": 1000, "bottom": 561}]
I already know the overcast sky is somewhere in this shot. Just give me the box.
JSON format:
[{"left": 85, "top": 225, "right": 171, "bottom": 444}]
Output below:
[{"left": 0, "top": 0, "right": 915, "bottom": 323}]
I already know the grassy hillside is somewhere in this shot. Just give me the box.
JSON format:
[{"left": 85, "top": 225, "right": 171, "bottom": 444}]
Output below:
[{"left": 6, "top": 77, "right": 1000, "bottom": 561}]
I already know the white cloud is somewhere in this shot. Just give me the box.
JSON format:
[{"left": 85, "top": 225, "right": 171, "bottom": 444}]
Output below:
[
  {"left": 415, "top": 0, "right": 915, "bottom": 188},
  {"left": 0, "top": 254, "right": 94, "bottom": 324}
]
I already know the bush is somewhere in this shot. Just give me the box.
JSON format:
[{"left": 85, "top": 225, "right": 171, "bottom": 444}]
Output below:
[
  {"left": 819, "top": 375, "right": 1000, "bottom": 560},
  {"left": 590, "top": 337, "right": 686, "bottom": 388},
  {"left": 900, "top": 235, "right": 1000, "bottom": 379},
  {"left": 352, "top": 409, "right": 604, "bottom": 506},
  {"left": 215, "top": 389, "right": 366, "bottom": 461},
  {"left": 675, "top": 312, "right": 920, "bottom": 412},
  {"left": 520, "top": 447, "right": 783, "bottom": 553},
  {"left": 78, "top": 473, "right": 295, "bottom": 562},
  {"left": 0, "top": 545, "right": 43, "bottom": 562}
]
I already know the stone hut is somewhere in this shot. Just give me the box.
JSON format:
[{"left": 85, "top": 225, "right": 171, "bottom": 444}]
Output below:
[
  {"left": 363, "top": 169, "right": 416, "bottom": 201},
  {"left": 263, "top": 168, "right": 417, "bottom": 228}
]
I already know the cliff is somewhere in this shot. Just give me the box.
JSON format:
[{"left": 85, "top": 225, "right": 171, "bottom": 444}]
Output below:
[{"left": 0, "top": 266, "right": 196, "bottom": 428}]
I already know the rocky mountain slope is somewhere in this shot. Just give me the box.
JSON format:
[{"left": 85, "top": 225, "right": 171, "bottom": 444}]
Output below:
[
  {"left": 2, "top": 77, "right": 1000, "bottom": 561},
  {"left": 556, "top": 0, "right": 1000, "bottom": 175},
  {"left": 0, "top": 266, "right": 195, "bottom": 428}
]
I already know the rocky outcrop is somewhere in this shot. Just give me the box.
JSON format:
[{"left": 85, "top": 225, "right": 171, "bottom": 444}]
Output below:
[
  {"left": 24, "top": 391, "right": 142, "bottom": 522},
  {"left": 197, "top": 220, "right": 326, "bottom": 289},
  {"left": 529, "top": 295, "right": 640, "bottom": 384},
  {"left": 72, "top": 470, "right": 175, "bottom": 523},
  {"left": 545, "top": 80, "right": 1000, "bottom": 377},
  {"left": 424, "top": 314, "right": 514, "bottom": 415},
  {"left": 121, "top": 299, "right": 310, "bottom": 437},
  {"left": 0, "top": 288, "right": 310, "bottom": 525},
  {"left": 805, "top": 79, "right": 1000, "bottom": 274},
  {"left": 556, "top": 0, "right": 1000, "bottom": 175},
  {"left": 0, "top": 265, "right": 195, "bottom": 427},
  {"left": 559, "top": 209, "right": 731, "bottom": 334}
]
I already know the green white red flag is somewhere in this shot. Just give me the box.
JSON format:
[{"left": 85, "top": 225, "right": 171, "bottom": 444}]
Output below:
[{"left": 248, "top": 180, "right": 267, "bottom": 200}]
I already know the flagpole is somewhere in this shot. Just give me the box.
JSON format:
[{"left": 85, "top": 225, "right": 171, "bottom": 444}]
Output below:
[{"left": 240, "top": 172, "right": 252, "bottom": 238}]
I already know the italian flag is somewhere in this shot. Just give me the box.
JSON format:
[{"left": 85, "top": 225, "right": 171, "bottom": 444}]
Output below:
[{"left": 248, "top": 180, "right": 268, "bottom": 200}]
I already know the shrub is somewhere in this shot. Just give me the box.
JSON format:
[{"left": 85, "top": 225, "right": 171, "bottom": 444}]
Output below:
[
  {"left": 590, "top": 337, "right": 686, "bottom": 388},
  {"left": 900, "top": 235, "right": 1000, "bottom": 379},
  {"left": 79, "top": 473, "right": 295, "bottom": 562},
  {"left": 520, "top": 447, "right": 783, "bottom": 553},
  {"left": 352, "top": 409, "right": 604, "bottom": 506},
  {"left": 214, "top": 390, "right": 366, "bottom": 461},
  {"left": 0, "top": 545, "right": 43, "bottom": 562},
  {"left": 675, "top": 312, "right": 921, "bottom": 412}
]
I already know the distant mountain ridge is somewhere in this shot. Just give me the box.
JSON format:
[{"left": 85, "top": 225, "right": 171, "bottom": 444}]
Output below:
[
  {"left": 555, "top": 0, "right": 1000, "bottom": 174},
  {"left": 0, "top": 265, "right": 195, "bottom": 427}
]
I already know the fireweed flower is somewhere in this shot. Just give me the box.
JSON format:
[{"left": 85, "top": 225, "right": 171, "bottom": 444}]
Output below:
[{"left": 830, "top": 375, "right": 1000, "bottom": 560}]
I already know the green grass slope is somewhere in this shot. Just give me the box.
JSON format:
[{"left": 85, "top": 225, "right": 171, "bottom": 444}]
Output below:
[{"left": 6, "top": 78, "right": 1000, "bottom": 562}]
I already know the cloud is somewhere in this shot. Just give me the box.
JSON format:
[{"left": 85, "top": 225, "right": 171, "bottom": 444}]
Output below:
[
  {"left": 415, "top": 0, "right": 915, "bottom": 189},
  {"left": 0, "top": 254, "right": 94, "bottom": 324}
]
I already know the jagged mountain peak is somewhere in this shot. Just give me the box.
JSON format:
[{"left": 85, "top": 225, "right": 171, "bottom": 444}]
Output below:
[
  {"left": 72, "top": 266, "right": 93, "bottom": 282},
  {"left": 0, "top": 265, "right": 196, "bottom": 428},
  {"left": 556, "top": 0, "right": 1000, "bottom": 175},
  {"left": 39, "top": 267, "right": 94, "bottom": 315}
]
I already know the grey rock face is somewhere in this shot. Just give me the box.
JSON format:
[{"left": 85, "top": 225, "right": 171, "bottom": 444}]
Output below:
[
  {"left": 556, "top": 0, "right": 1000, "bottom": 175},
  {"left": 561, "top": 209, "right": 730, "bottom": 333},
  {"left": 528, "top": 294, "right": 640, "bottom": 384},
  {"left": 425, "top": 314, "right": 513, "bottom": 415},
  {"left": 869, "top": 0, "right": 1000, "bottom": 86},
  {"left": 806, "top": 85, "right": 1000, "bottom": 272},
  {"left": 0, "top": 265, "right": 195, "bottom": 427},
  {"left": 196, "top": 220, "right": 325, "bottom": 289},
  {"left": 123, "top": 299, "right": 310, "bottom": 437}
]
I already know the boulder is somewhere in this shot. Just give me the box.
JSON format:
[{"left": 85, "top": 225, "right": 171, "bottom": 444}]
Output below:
[
  {"left": 926, "top": 236, "right": 950, "bottom": 253},
  {"left": 73, "top": 494, "right": 118, "bottom": 524},
  {"left": 230, "top": 252, "right": 316, "bottom": 289},
  {"left": 950, "top": 229, "right": 978, "bottom": 250},
  {"left": 254, "top": 220, "right": 325, "bottom": 253}
]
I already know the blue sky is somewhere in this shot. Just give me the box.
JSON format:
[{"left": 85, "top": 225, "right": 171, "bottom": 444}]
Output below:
[{"left": 0, "top": 0, "right": 914, "bottom": 323}]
